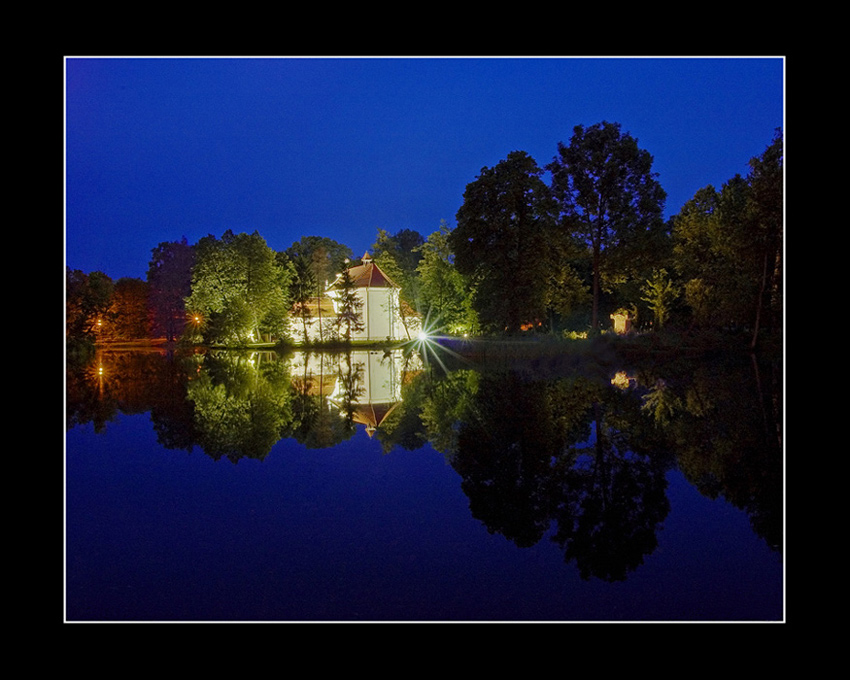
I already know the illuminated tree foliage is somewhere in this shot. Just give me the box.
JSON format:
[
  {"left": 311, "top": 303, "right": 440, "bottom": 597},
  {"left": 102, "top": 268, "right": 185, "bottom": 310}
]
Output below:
[
  {"left": 371, "top": 227, "right": 425, "bottom": 338},
  {"left": 372, "top": 227, "right": 425, "bottom": 300},
  {"left": 640, "top": 269, "right": 679, "bottom": 329},
  {"left": 187, "top": 230, "right": 294, "bottom": 344},
  {"left": 416, "top": 221, "right": 478, "bottom": 334},
  {"left": 287, "top": 253, "right": 318, "bottom": 344},
  {"left": 332, "top": 267, "right": 365, "bottom": 343},
  {"left": 746, "top": 129, "right": 783, "bottom": 349},
  {"left": 286, "top": 235, "right": 353, "bottom": 344}
]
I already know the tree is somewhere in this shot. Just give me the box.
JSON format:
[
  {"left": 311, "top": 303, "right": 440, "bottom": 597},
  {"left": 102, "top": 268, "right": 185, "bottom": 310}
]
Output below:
[
  {"left": 547, "top": 122, "right": 667, "bottom": 331},
  {"left": 332, "top": 267, "right": 365, "bottom": 343},
  {"left": 673, "top": 179, "right": 754, "bottom": 330},
  {"left": 372, "top": 228, "right": 425, "bottom": 301},
  {"left": 66, "top": 268, "right": 114, "bottom": 341},
  {"left": 417, "top": 221, "right": 477, "bottom": 334},
  {"left": 187, "top": 230, "right": 293, "bottom": 344},
  {"left": 101, "top": 277, "right": 151, "bottom": 340},
  {"left": 746, "top": 129, "right": 783, "bottom": 349},
  {"left": 450, "top": 150, "right": 558, "bottom": 333},
  {"left": 671, "top": 129, "right": 782, "bottom": 345},
  {"left": 147, "top": 238, "right": 195, "bottom": 341},
  {"left": 371, "top": 228, "right": 424, "bottom": 339},
  {"left": 287, "top": 253, "right": 318, "bottom": 344},
  {"left": 286, "top": 236, "right": 352, "bottom": 287},
  {"left": 640, "top": 269, "right": 679, "bottom": 330},
  {"left": 286, "top": 236, "right": 353, "bottom": 343}
]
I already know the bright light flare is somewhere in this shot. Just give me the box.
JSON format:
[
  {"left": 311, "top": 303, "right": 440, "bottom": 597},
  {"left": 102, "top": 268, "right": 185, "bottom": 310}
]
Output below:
[{"left": 410, "top": 312, "right": 471, "bottom": 374}]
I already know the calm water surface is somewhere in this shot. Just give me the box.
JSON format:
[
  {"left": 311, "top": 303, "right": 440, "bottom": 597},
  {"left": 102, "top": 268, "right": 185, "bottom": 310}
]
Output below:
[{"left": 65, "top": 344, "right": 783, "bottom": 622}]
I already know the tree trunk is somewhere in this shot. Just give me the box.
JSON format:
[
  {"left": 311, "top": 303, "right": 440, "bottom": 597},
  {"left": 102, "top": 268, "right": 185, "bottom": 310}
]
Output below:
[
  {"left": 750, "top": 250, "right": 769, "bottom": 351},
  {"left": 591, "top": 240, "right": 601, "bottom": 331}
]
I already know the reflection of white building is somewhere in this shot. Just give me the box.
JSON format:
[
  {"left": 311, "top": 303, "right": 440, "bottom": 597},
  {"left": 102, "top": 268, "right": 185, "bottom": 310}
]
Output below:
[
  {"left": 289, "top": 253, "right": 420, "bottom": 343},
  {"left": 290, "top": 349, "right": 423, "bottom": 436}
]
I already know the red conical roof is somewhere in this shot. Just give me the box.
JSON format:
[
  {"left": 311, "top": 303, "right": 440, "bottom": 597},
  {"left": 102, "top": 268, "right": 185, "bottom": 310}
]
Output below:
[{"left": 331, "top": 255, "right": 399, "bottom": 289}]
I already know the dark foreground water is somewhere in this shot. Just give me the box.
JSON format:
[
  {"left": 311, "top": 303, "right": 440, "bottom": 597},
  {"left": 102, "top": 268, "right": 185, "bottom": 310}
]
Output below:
[{"left": 65, "top": 344, "right": 783, "bottom": 622}]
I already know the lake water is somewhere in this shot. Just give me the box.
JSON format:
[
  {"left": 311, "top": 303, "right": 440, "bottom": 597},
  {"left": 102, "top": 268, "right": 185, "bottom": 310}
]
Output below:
[{"left": 65, "top": 342, "right": 783, "bottom": 622}]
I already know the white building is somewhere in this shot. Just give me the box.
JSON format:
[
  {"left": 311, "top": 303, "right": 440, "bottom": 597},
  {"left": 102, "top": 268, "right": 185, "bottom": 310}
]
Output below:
[{"left": 290, "top": 252, "right": 420, "bottom": 344}]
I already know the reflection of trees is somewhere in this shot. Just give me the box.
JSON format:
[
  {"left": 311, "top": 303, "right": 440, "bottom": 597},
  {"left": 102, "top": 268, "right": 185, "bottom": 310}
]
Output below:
[
  {"left": 332, "top": 356, "right": 365, "bottom": 434},
  {"left": 186, "top": 351, "right": 294, "bottom": 462},
  {"left": 66, "top": 351, "right": 121, "bottom": 433},
  {"left": 549, "top": 399, "right": 671, "bottom": 582},
  {"left": 66, "top": 346, "right": 782, "bottom": 569},
  {"left": 639, "top": 352, "right": 783, "bottom": 552},
  {"left": 66, "top": 349, "right": 198, "bottom": 435},
  {"left": 441, "top": 371, "right": 672, "bottom": 579},
  {"left": 450, "top": 372, "right": 565, "bottom": 548},
  {"left": 288, "top": 351, "right": 356, "bottom": 450}
]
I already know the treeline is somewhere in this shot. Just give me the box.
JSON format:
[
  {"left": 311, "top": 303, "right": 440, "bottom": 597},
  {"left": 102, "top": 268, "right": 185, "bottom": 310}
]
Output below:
[{"left": 66, "top": 121, "right": 782, "bottom": 352}]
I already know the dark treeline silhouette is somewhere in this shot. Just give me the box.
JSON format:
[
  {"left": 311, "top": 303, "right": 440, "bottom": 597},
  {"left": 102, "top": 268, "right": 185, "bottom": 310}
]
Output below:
[{"left": 66, "top": 124, "right": 782, "bottom": 355}]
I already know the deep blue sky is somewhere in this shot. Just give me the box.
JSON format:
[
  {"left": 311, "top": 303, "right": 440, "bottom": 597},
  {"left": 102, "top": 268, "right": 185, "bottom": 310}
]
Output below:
[{"left": 65, "top": 56, "right": 784, "bottom": 281}]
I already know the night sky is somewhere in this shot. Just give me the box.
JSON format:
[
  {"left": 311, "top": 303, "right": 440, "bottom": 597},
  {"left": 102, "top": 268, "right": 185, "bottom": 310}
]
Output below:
[{"left": 65, "top": 56, "right": 784, "bottom": 282}]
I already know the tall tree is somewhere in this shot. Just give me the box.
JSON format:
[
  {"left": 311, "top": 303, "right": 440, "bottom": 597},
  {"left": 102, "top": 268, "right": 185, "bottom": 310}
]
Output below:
[
  {"left": 101, "top": 277, "right": 151, "bottom": 340},
  {"left": 371, "top": 228, "right": 424, "bottom": 338},
  {"left": 547, "top": 122, "right": 667, "bottom": 331},
  {"left": 372, "top": 228, "right": 425, "bottom": 298},
  {"left": 417, "top": 221, "right": 477, "bottom": 334},
  {"left": 450, "top": 150, "right": 557, "bottom": 333},
  {"left": 187, "top": 230, "right": 293, "bottom": 344},
  {"left": 66, "top": 268, "right": 114, "bottom": 341},
  {"left": 671, "top": 130, "right": 782, "bottom": 344},
  {"left": 286, "top": 236, "right": 353, "bottom": 287},
  {"left": 372, "top": 229, "right": 424, "bottom": 291},
  {"left": 287, "top": 253, "right": 318, "bottom": 344},
  {"left": 746, "top": 129, "right": 783, "bottom": 350},
  {"left": 640, "top": 269, "right": 679, "bottom": 330},
  {"left": 286, "top": 236, "right": 353, "bottom": 343},
  {"left": 673, "top": 177, "right": 756, "bottom": 331},
  {"left": 147, "top": 238, "right": 195, "bottom": 341},
  {"left": 332, "top": 267, "right": 365, "bottom": 343}
]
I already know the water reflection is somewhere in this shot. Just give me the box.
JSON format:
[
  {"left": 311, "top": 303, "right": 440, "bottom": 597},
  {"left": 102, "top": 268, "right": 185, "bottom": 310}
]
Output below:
[{"left": 66, "top": 345, "right": 782, "bottom": 582}]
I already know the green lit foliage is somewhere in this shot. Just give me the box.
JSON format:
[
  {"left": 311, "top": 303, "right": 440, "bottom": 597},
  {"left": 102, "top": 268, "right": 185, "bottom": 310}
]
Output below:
[
  {"left": 332, "top": 267, "right": 365, "bottom": 343},
  {"left": 746, "top": 129, "right": 783, "bottom": 347},
  {"left": 417, "top": 221, "right": 478, "bottom": 335},
  {"left": 372, "top": 228, "right": 426, "bottom": 338},
  {"left": 186, "top": 352, "right": 294, "bottom": 462},
  {"left": 543, "top": 236, "right": 591, "bottom": 332},
  {"left": 286, "top": 236, "right": 353, "bottom": 344},
  {"left": 371, "top": 228, "right": 425, "bottom": 291},
  {"left": 640, "top": 269, "right": 679, "bottom": 329},
  {"left": 286, "top": 236, "right": 353, "bottom": 290},
  {"left": 187, "top": 230, "right": 293, "bottom": 345},
  {"left": 671, "top": 129, "right": 782, "bottom": 346},
  {"left": 287, "top": 253, "right": 318, "bottom": 344}
]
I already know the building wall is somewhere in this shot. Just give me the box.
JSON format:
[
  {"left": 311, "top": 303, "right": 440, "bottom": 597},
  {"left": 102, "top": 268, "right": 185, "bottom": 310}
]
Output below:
[{"left": 289, "top": 287, "right": 409, "bottom": 343}]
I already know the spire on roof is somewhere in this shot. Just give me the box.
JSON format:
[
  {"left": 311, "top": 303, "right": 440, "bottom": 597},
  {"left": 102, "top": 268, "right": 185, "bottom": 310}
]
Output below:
[{"left": 362, "top": 252, "right": 373, "bottom": 263}]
